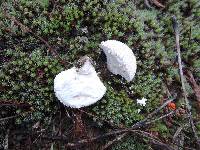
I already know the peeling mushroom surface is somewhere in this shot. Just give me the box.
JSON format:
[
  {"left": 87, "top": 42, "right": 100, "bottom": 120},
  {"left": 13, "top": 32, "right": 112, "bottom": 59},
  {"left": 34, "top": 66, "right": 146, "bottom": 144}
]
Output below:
[
  {"left": 100, "top": 40, "right": 137, "bottom": 82},
  {"left": 54, "top": 56, "right": 106, "bottom": 108}
]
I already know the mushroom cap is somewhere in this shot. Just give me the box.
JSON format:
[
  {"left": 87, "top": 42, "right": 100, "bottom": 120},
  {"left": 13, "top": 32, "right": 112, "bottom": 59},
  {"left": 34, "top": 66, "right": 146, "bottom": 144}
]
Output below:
[
  {"left": 100, "top": 40, "right": 137, "bottom": 82},
  {"left": 54, "top": 57, "right": 106, "bottom": 108}
]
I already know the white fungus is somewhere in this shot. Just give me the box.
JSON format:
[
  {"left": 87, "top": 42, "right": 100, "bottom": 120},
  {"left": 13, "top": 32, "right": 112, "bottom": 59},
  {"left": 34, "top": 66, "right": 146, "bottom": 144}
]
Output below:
[
  {"left": 100, "top": 40, "right": 137, "bottom": 82},
  {"left": 54, "top": 56, "right": 106, "bottom": 108},
  {"left": 136, "top": 98, "right": 147, "bottom": 106}
]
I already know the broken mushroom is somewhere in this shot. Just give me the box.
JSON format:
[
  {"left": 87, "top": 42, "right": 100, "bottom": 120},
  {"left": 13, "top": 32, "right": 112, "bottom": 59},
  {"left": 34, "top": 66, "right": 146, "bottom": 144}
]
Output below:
[
  {"left": 54, "top": 56, "right": 106, "bottom": 108},
  {"left": 100, "top": 40, "right": 137, "bottom": 82}
]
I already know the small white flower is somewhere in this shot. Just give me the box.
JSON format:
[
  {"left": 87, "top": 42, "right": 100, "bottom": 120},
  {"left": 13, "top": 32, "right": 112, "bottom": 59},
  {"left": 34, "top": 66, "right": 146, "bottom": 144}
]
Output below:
[
  {"left": 137, "top": 109, "right": 141, "bottom": 113},
  {"left": 137, "top": 98, "right": 147, "bottom": 106}
]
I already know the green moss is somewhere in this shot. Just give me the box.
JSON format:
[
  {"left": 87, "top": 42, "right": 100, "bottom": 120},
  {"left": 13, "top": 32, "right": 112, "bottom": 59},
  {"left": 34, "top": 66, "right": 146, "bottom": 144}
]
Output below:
[
  {"left": 93, "top": 86, "right": 143, "bottom": 127},
  {"left": 130, "top": 72, "right": 163, "bottom": 112},
  {"left": 0, "top": 0, "right": 199, "bottom": 130},
  {"left": 150, "top": 121, "right": 170, "bottom": 138},
  {"left": 0, "top": 49, "right": 64, "bottom": 121}
]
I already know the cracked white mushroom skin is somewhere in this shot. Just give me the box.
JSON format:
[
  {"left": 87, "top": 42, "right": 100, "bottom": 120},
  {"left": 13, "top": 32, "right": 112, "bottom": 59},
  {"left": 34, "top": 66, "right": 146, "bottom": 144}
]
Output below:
[
  {"left": 54, "top": 57, "right": 106, "bottom": 108},
  {"left": 100, "top": 40, "right": 137, "bottom": 82},
  {"left": 137, "top": 98, "right": 147, "bottom": 106}
]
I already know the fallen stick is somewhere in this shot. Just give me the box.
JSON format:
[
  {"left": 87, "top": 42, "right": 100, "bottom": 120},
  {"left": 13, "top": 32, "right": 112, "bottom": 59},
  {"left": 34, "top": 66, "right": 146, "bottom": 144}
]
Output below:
[
  {"left": 0, "top": 115, "right": 18, "bottom": 122},
  {"left": 172, "top": 16, "right": 200, "bottom": 147},
  {"left": 101, "top": 133, "right": 127, "bottom": 150},
  {"left": 132, "top": 98, "right": 175, "bottom": 128},
  {"left": 150, "top": 0, "right": 165, "bottom": 8},
  {"left": 100, "top": 98, "right": 175, "bottom": 149},
  {"left": 41, "top": 129, "right": 175, "bottom": 149}
]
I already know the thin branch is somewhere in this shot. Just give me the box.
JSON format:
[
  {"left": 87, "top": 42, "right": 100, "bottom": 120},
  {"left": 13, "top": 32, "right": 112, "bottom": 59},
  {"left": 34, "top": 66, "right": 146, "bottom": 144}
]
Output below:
[
  {"left": 0, "top": 100, "right": 32, "bottom": 108},
  {"left": 145, "top": 109, "right": 177, "bottom": 125},
  {"left": 0, "top": 115, "right": 18, "bottom": 121},
  {"left": 42, "top": 129, "right": 174, "bottom": 149},
  {"left": 173, "top": 126, "right": 183, "bottom": 142},
  {"left": 101, "top": 133, "right": 128, "bottom": 150},
  {"left": 102, "top": 108, "right": 180, "bottom": 149},
  {"left": 3, "top": 129, "right": 9, "bottom": 150},
  {"left": 78, "top": 98, "right": 176, "bottom": 149},
  {"left": 42, "top": 129, "right": 131, "bottom": 147},
  {"left": 172, "top": 16, "right": 200, "bottom": 147},
  {"left": 132, "top": 130, "right": 175, "bottom": 150},
  {"left": 132, "top": 98, "right": 175, "bottom": 128},
  {"left": 185, "top": 70, "right": 200, "bottom": 103},
  {"left": 150, "top": 0, "right": 165, "bottom": 8},
  {"left": 144, "top": 0, "right": 152, "bottom": 9},
  {"left": 173, "top": 120, "right": 200, "bottom": 141}
]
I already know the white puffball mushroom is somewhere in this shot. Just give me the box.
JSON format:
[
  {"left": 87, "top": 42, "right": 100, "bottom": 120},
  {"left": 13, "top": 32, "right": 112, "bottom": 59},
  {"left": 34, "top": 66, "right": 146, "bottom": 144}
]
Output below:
[
  {"left": 100, "top": 40, "right": 137, "bottom": 82},
  {"left": 54, "top": 56, "right": 106, "bottom": 108},
  {"left": 137, "top": 98, "right": 147, "bottom": 106}
]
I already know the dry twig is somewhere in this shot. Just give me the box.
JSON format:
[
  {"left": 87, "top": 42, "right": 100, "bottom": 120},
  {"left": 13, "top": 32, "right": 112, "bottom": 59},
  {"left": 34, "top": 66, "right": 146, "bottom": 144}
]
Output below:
[
  {"left": 94, "top": 97, "right": 175, "bottom": 149},
  {"left": 145, "top": 109, "right": 177, "bottom": 125},
  {"left": 172, "top": 16, "right": 200, "bottom": 147},
  {"left": 0, "top": 100, "right": 31, "bottom": 108},
  {"left": 185, "top": 70, "right": 200, "bottom": 105},
  {"left": 101, "top": 133, "right": 127, "bottom": 150},
  {"left": 150, "top": 0, "right": 165, "bottom": 8},
  {"left": 133, "top": 130, "right": 174, "bottom": 150},
  {"left": 0, "top": 115, "right": 18, "bottom": 122},
  {"left": 144, "top": 0, "right": 152, "bottom": 9},
  {"left": 132, "top": 98, "right": 175, "bottom": 128},
  {"left": 42, "top": 128, "right": 174, "bottom": 149}
]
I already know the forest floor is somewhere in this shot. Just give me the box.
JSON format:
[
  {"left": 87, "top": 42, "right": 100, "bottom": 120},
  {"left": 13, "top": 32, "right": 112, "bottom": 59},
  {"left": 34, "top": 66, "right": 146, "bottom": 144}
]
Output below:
[{"left": 0, "top": 0, "right": 200, "bottom": 150}]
